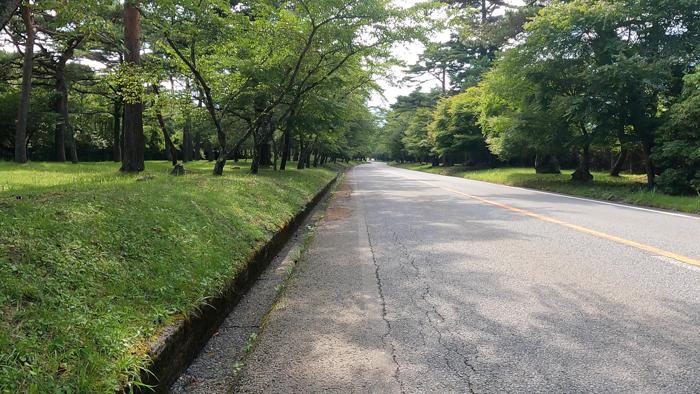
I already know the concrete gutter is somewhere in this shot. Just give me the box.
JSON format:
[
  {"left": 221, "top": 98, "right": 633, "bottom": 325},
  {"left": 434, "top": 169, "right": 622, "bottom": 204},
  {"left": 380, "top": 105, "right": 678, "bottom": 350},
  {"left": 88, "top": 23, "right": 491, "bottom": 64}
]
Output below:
[{"left": 121, "top": 174, "right": 339, "bottom": 393}]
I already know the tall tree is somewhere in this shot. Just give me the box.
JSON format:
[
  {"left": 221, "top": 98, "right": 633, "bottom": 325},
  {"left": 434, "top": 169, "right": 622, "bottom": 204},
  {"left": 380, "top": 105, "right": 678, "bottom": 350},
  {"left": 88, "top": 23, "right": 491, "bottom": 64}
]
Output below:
[
  {"left": 120, "top": 1, "right": 144, "bottom": 172},
  {"left": 14, "top": 3, "right": 34, "bottom": 163}
]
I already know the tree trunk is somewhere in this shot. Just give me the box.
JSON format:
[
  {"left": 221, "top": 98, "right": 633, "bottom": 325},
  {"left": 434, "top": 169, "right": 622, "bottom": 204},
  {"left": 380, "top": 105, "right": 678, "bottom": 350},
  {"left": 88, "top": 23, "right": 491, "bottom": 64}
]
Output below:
[
  {"left": 609, "top": 147, "right": 627, "bottom": 177},
  {"left": 183, "top": 113, "right": 192, "bottom": 162},
  {"left": 182, "top": 79, "right": 193, "bottom": 162},
  {"left": 534, "top": 154, "right": 561, "bottom": 174},
  {"left": 305, "top": 151, "right": 312, "bottom": 168},
  {"left": 67, "top": 129, "right": 78, "bottom": 164},
  {"left": 54, "top": 70, "right": 79, "bottom": 163},
  {"left": 272, "top": 136, "right": 278, "bottom": 171},
  {"left": 205, "top": 143, "right": 214, "bottom": 161},
  {"left": 112, "top": 101, "right": 122, "bottom": 162},
  {"left": 312, "top": 150, "right": 320, "bottom": 167},
  {"left": 156, "top": 111, "right": 177, "bottom": 165},
  {"left": 280, "top": 126, "right": 291, "bottom": 170},
  {"left": 14, "top": 4, "right": 34, "bottom": 164},
  {"left": 297, "top": 136, "right": 306, "bottom": 169},
  {"left": 53, "top": 80, "right": 67, "bottom": 162},
  {"left": 641, "top": 141, "right": 655, "bottom": 189},
  {"left": 193, "top": 132, "right": 202, "bottom": 160},
  {"left": 121, "top": 1, "right": 145, "bottom": 172},
  {"left": 250, "top": 133, "right": 261, "bottom": 174},
  {"left": 571, "top": 144, "right": 593, "bottom": 182},
  {"left": 259, "top": 140, "right": 272, "bottom": 167},
  {"left": 153, "top": 85, "right": 177, "bottom": 166}
]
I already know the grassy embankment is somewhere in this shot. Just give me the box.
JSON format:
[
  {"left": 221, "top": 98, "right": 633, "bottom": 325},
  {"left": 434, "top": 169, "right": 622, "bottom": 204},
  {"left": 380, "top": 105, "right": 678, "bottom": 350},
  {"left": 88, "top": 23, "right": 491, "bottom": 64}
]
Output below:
[
  {"left": 0, "top": 160, "right": 345, "bottom": 392},
  {"left": 392, "top": 163, "right": 700, "bottom": 215}
]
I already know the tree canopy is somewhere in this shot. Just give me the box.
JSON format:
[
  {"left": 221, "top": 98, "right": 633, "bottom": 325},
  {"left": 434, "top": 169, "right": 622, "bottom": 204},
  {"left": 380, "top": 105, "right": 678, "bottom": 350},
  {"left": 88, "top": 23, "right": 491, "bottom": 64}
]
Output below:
[{"left": 378, "top": 0, "right": 700, "bottom": 194}]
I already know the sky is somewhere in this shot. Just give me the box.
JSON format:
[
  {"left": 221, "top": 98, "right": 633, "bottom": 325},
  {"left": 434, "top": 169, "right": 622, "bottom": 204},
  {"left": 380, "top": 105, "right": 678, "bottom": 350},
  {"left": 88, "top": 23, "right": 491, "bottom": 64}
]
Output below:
[
  {"left": 369, "top": 0, "right": 525, "bottom": 109},
  {"left": 368, "top": 0, "right": 448, "bottom": 109}
]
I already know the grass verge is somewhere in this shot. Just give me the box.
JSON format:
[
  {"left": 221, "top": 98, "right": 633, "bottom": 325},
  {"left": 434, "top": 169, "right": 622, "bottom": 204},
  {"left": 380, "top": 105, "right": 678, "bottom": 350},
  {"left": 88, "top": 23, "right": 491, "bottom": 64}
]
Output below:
[
  {"left": 392, "top": 163, "right": 700, "bottom": 215},
  {"left": 0, "top": 160, "right": 339, "bottom": 392}
]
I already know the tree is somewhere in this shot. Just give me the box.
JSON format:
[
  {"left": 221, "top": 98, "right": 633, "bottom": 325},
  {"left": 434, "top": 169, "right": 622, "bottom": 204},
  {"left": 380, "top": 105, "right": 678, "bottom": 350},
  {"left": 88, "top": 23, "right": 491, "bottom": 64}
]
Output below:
[
  {"left": 479, "top": 45, "right": 571, "bottom": 174},
  {"left": 120, "top": 1, "right": 144, "bottom": 172},
  {"left": 402, "top": 107, "right": 432, "bottom": 162},
  {"left": 14, "top": 2, "right": 34, "bottom": 163},
  {"left": 654, "top": 72, "right": 700, "bottom": 195},
  {"left": 493, "top": 0, "right": 700, "bottom": 184},
  {"left": 429, "top": 87, "right": 492, "bottom": 167}
]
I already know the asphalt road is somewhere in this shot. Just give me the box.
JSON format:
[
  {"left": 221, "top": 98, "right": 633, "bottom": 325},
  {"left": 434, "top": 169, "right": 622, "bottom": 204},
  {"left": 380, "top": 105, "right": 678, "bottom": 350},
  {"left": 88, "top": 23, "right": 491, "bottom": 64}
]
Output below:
[{"left": 233, "top": 162, "right": 700, "bottom": 393}]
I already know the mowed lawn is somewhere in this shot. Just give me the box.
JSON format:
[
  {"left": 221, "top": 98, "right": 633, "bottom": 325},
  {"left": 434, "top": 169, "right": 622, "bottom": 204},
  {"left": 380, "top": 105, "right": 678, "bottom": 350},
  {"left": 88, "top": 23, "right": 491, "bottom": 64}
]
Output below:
[
  {"left": 393, "top": 163, "right": 700, "bottom": 215},
  {"left": 0, "top": 160, "right": 338, "bottom": 392}
]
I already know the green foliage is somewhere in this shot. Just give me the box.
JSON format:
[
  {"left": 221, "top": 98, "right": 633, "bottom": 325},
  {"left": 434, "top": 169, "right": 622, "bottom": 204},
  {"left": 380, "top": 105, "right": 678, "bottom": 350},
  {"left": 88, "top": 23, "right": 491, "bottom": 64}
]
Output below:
[
  {"left": 654, "top": 72, "right": 700, "bottom": 195},
  {"left": 429, "top": 87, "right": 491, "bottom": 164},
  {"left": 0, "top": 161, "right": 337, "bottom": 392},
  {"left": 402, "top": 107, "right": 433, "bottom": 162}
]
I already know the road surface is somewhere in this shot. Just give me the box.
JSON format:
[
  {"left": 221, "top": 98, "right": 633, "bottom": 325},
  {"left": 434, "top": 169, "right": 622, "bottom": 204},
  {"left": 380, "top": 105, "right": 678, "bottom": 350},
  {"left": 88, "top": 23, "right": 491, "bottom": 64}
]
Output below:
[{"left": 233, "top": 162, "right": 700, "bottom": 393}]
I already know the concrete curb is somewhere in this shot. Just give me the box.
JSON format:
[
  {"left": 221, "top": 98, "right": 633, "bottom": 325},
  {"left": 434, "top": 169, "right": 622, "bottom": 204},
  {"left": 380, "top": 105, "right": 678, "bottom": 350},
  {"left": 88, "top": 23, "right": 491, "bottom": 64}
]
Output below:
[{"left": 123, "top": 174, "right": 339, "bottom": 393}]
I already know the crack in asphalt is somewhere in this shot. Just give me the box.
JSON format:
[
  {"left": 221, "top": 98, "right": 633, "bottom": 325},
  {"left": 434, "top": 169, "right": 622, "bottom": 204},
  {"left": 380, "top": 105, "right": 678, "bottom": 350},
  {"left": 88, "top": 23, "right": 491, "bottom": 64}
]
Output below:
[
  {"left": 362, "top": 185, "right": 406, "bottom": 394},
  {"left": 422, "top": 283, "right": 477, "bottom": 394},
  {"left": 389, "top": 232, "right": 479, "bottom": 394}
]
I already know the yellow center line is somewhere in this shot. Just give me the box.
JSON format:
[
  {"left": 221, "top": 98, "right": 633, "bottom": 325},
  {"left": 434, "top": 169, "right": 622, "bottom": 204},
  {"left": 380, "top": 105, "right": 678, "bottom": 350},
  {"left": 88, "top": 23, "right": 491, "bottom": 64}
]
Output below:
[{"left": 417, "top": 180, "right": 700, "bottom": 268}]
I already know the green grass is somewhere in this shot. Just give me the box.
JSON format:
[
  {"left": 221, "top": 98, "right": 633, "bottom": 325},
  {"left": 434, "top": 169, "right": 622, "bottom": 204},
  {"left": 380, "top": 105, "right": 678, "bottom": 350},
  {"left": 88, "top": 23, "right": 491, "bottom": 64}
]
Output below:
[
  {"left": 0, "top": 160, "right": 340, "bottom": 392},
  {"left": 392, "top": 163, "right": 700, "bottom": 215}
]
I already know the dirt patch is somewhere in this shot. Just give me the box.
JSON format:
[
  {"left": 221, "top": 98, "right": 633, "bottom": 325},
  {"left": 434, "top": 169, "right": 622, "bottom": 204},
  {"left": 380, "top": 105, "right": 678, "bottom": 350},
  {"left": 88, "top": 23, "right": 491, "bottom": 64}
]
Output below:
[{"left": 325, "top": 182, "right": 353, "bottom": 221}]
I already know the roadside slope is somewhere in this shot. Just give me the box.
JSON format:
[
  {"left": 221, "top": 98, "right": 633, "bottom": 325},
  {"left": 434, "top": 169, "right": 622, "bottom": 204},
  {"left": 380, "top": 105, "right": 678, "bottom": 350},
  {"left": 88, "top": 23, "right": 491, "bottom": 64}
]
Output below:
[{"left": 0, "top": 161, "right": 337, "bottom": 392}]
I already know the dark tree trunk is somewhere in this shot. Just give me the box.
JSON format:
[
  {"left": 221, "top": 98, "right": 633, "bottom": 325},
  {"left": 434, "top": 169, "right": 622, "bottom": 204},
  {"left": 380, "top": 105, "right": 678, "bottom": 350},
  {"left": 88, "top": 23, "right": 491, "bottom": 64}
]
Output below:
[
  {"left": 259, "top": 140, "right": 272, "bottom": 166},
  {"left": 312, "top": 150, "right": 320, "bottom": 167},
  {"left": 15, "top": 4, "right": 34, "bottom": 164},
  {"left": 67, "top": 129, "right": 78, "bottom": 164},
  {"left": 250, "top": 133, "right": 261, "bottom": 174},
  {"left": 297, "top": 136, "right": 305, "bottom": 169},
  {"left": 610, "top": 128, "right": 628, "bottom": 177},
  {"left": 571, "top": 144, "right": 593, "bottom": 182},
  {"left": 641, "top": 141, "right": 655, "bottom": 189},
  {"left": 193, "top": 132, "right": 202, "bottom": 160},
  {"left": 54, "top": 72, "right": 79, "bottom": 163},
  {"left": 534, "top": 154, "right": 561, "bottom": 174},
  {"left": 211, "top": 156, "right": 224, "bottom": 172},
  {"left": 280, "top": 126, "right": 291, "bottom": 170},
  {"left": 205, "top": 143, "right": 214, "bottom": 161},
  {"left": 52, "top": 37, "right": 82, "bottom": 163},
  {"left": 304, "top": 136, "right": 317, "bottom": 169},
  {"left": 272, "top": 137, "right": 278, "bottom": 171},
  {"left": 120, "top": 108, "right": 126, "bottom": 157},
  {"left": 153, "top": 85, "right": 177, "bottom": 166},
  {"left": 112, "top": 101, "right": 122, "bottom": 162},
  {"left": 165, "top": 40, "right": 227, "bottom": 175},
  {"left": 305, "top": 149, "right": 312, "bottom": 168},
  {"left": 610, "top": 148, "right": 628, "bottom": 177},
  {"left": 156, "top": 111, "right": 177, "bottom": 165},
  {"left": 121, "top": 2, "right": 145, "bottom": 172}
]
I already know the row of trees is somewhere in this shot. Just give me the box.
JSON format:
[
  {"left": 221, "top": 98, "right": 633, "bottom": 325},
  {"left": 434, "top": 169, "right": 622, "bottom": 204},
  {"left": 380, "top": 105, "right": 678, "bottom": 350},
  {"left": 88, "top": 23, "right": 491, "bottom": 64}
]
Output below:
[
  {"left": 377, "top": 0, "right": 700, "bottom": 195},
  {"left": 1, "top": 0, "right": 418, "bottom": 174}
]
